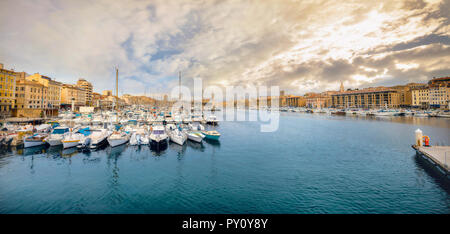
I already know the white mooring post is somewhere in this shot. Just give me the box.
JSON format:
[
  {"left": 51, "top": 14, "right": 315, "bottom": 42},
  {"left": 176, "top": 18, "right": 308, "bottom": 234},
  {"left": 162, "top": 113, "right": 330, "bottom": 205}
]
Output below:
[{"left": 415, "top": 129, "right": 423, "bottom": 147}]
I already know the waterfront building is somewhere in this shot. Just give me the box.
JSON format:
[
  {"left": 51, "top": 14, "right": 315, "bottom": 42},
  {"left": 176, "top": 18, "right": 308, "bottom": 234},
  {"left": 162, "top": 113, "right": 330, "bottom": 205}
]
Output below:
[
  {"left": 102, "top": 90, "right": 113, "bottom": 96},
  {"left": 331, "top": 87, "right": 400, "bottom": 108},
  {"left": 76, "top": 78, "right": 93, "bottom": 106},
  {"left": 92, "top": 92, "right": 101, "bottom": 107},
  {"left": 122, "top": 94, "right": 156, "bottom": 106},
  {"left": 13, "top": 79, "right": 47, "bottom": 117},
  {"left": 305, "top": 93, "right": 331, "bottom": 108},
  {"left": 0, "top": 63, "right": 17, "bottom": 117},
  {"left": 98, "top": 97, "right": 113, "bottom": 110},
  {"left": 428, "top": 77, "right": 450, "bottom": 109},
  {"left": 280, "top": 91, "right": 287, "bottom": 107},
  {"left": 391, "top": 83, "right": 424, "bottom": 108},
  {"left": 285, "top": 95, "right": 306, "bottom": 107},
  {"left": 61, "top": 84, "right": 86, "bottom": 110},
  {"left": 411, "top": 77, "right": 449, "bottom": 109},
  {"left": 25, "top": 73, "right": 62, "bottom": 116},
  {"left": 411, "top": 85, "right": 429, "bottom": 108}
]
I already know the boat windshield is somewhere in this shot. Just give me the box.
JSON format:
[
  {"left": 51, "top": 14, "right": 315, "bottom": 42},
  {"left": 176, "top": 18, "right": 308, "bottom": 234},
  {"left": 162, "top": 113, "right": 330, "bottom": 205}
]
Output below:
[
  {"left": 153, "top": 130, "right": 164, "bottom": 135},
  {"left": 52, "top": 128, "right": 68, "bottom": 134}
]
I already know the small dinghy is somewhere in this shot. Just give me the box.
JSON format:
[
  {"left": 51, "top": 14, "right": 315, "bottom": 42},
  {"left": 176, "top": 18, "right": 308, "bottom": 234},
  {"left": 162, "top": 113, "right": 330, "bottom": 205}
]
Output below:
[{"left": 202, "top": 130, "right": 221, "bottom": 141}]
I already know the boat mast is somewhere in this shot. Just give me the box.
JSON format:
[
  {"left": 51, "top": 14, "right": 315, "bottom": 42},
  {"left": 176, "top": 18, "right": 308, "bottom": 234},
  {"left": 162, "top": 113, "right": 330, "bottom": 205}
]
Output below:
[{"left": 116, "top": 66, "right": 119, "bottom": 98}]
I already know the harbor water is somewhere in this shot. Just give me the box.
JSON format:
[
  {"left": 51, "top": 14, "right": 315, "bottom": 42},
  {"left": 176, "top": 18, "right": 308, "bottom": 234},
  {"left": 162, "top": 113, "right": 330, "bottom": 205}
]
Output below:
[{"left": 1, "top": 111, "right": 449, "bottom": 213}]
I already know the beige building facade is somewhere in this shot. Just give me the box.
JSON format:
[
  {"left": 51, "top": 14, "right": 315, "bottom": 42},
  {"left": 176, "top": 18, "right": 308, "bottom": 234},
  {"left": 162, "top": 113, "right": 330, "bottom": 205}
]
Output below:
[
  {"left": 61, "top": 84, "right": 86, "bottom": 107},
  {"left": 331, "top": 88, "right": 400, "bottom": 108},
  {"left": 13, "top": 79, "right": 47, "bottom": 117},
  {"left": 26, "top": 73, "right": 62, "bottom": 114},
  {"left": 76, "top": 78, "right": 93, "bottom": 106},
  {"left": 0, "top": 63, "right": 17, "bottom": 116}
]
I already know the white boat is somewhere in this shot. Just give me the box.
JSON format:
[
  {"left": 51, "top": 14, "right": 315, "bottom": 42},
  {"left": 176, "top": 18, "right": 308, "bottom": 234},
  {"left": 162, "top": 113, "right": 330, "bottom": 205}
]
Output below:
[
  {"left": 173, "top": 114, "right": 182, "bottom": 122},
  {"left": 62, "top": 132, "right": 84, "bottom": 149},
  {"left": 414, "top": 112, "right": 429, "bottom": 117},
  {"left": 24, "top": 134, "right": 48, "bottom": 148},
  {"left": 437, "top": 113, "right": 450, "bottom": 118},
  {"left": 149, "top": 125, "right": 168, "bottom": 147},
  {"left": 165, "top": 124, "right": 176, "bottom": 132},
  {"left": 16, "top": 124, "right": 34, "bottom": 133},
  {"left": 183, "top": 115, "right": 192, "bottom": 123},
  {"left": 77, "top": 137, "right": 91, "bottom": 150},
  {"left": 133, "top": 127, "right": 150, "bottom": 145},
  {"left": 169, "top": 128, "right": 187, "bottom": 145},
  {"left": 89, "top": 129, "right": 110, "bottom": 149},
  {"left": 107, "top": 131, "right": 129, "bottom": 147},
  {"left": 35, "top": 124, "right": 52, "bottom": 133},
  {"left": 45, "top": 126, "right": 70, "bottom": 146},
  {"left": 129, "top": 132, "right": 139, "bottom": 146},
  {"left": 191, "top": 114, "right": 203, "bottom": 122},
  {"left": 206, "top": 115, "right": 219, "bottom": 125},
  {"left": 356, "top": 110, "right": 367, "bottom": 116},
  {"left": 374, "top": 110, "right": 398, "bottom": 116},
  {"left": 140, "top": 134, "right": 149, "bottom": 145},
  {"left": 188, "top": 123, "right": 205, "bottom": 131},
  {"left": 187, "top": 131, "right": 205, "bottom": 143}
]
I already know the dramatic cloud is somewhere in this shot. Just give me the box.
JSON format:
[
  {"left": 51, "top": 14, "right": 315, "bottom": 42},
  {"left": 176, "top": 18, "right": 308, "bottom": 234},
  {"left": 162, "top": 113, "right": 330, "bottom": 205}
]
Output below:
[{"left": 0, "top": 0, "right": 449, "bottom": 95}]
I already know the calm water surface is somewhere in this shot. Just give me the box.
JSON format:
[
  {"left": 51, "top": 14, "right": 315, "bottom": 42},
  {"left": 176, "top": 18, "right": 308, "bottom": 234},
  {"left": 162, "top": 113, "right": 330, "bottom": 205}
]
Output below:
[{"left": 1, "top": 112, "right": 449, "bottom": 214}]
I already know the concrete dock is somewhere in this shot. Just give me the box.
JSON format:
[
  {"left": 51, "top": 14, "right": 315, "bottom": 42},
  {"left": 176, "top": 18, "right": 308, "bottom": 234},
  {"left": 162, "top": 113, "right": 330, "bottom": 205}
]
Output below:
[{"left": 412, "top": 145, "right": 450, "bottom": 179}]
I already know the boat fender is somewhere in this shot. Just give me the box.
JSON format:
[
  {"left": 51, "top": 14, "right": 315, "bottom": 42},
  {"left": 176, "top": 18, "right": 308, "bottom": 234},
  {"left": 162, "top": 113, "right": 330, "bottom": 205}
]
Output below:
[{"left": 423, "top": 136, "right": 430, "bottom": 147}]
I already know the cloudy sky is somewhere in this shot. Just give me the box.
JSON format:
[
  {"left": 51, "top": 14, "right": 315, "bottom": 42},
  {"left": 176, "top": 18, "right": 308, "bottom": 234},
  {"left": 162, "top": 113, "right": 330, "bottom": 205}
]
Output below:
[{"left": 0, "top": 0, "right": 449, "bottom": 96}]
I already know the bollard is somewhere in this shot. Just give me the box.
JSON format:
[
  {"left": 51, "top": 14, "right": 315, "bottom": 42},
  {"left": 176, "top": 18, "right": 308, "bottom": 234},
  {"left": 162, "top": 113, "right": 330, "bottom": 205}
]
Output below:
[{"left": 415, "top": 129, "right": 423, "bottom": 147}]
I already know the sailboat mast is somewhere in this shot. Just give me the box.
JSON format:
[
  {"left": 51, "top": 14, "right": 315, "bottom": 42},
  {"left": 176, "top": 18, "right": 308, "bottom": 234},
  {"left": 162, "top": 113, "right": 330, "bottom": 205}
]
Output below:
[
  {"left": 178, "top": 71, "right": 181, "bottom": 100},
  {"left": 116, "top": 66, "right": 119, "bottom": 97}
]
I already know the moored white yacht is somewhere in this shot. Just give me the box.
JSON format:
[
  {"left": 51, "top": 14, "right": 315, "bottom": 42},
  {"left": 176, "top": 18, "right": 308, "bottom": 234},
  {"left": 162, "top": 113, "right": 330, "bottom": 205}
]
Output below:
[
  {"left": 168, "top": 128, "right": 187, "bottom": 145},
  {"left": 24, "top": 134, "right": 48, "bottom": 148},
  {"left": 62, "top": 132, "right": 85, "bottom": 149},
  {"left": 107, "top": 131, "right": 129, "bottom": 147},
  {"left": 149, "top": 125, "right": 168, "bottom": 148},
  {"left": 89, "top": 129, "right": 111, "bottom": 149},
  {"left": 205, "top": 115, "right": 219, "bottom": 125},
  {"left": 45, "top": 126, "right": 70, "bottom": 146}
]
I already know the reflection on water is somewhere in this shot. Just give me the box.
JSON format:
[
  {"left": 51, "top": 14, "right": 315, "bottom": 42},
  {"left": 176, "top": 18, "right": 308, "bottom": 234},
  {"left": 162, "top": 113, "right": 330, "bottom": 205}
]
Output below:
[
  {"left": 61, "top": 147, "right": 78, "bottom": 157},
  {"left": 2, "top": 113, "right": 450, "bottom": 214},
  {"left": 106, "top": 144, "right": 128, "bottom": 158},
  {"left": 204, "top": 138, "right": 221, "bottom": 148},
  {"left": 20, "top": 145, "right": 47, "bottom": 156},
  {"left": 286, "top": 112, "right": 450, "bottom": 129},
  {"left": 169, "top": 142, "right": 187, "bottom": 158},
  {"left": 187, "top": 141, "right": 205, "bottom": 152},
  {"left": 149, "top": 142, "right": 168, "bottom": 154}
]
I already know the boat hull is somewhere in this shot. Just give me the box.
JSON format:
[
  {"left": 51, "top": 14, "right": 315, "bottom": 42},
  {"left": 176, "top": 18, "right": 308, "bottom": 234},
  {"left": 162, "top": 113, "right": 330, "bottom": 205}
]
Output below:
[
  {"left": 107, "top": 138, "right": 129, "bottom": 147},
  {"left": 90, "top": 137, "right": 107, "bottom": 149},
  {"left": 62, "top": 140, "right": 79, "bottom": 149},
  {"left": 204, "top": 134, "right": 220, "bottom": 141},
  {"left": 24, "top": 140, "right": 46, "bottom": 148},
  {"left": 46, "top": 138, "right": 62, "bottom": 146},
  {"left": 187, "top": 134, "right": 203, "bottom": 143},
  {"left": 150, "top": 138, "right": 168, "bottom": 150}
]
